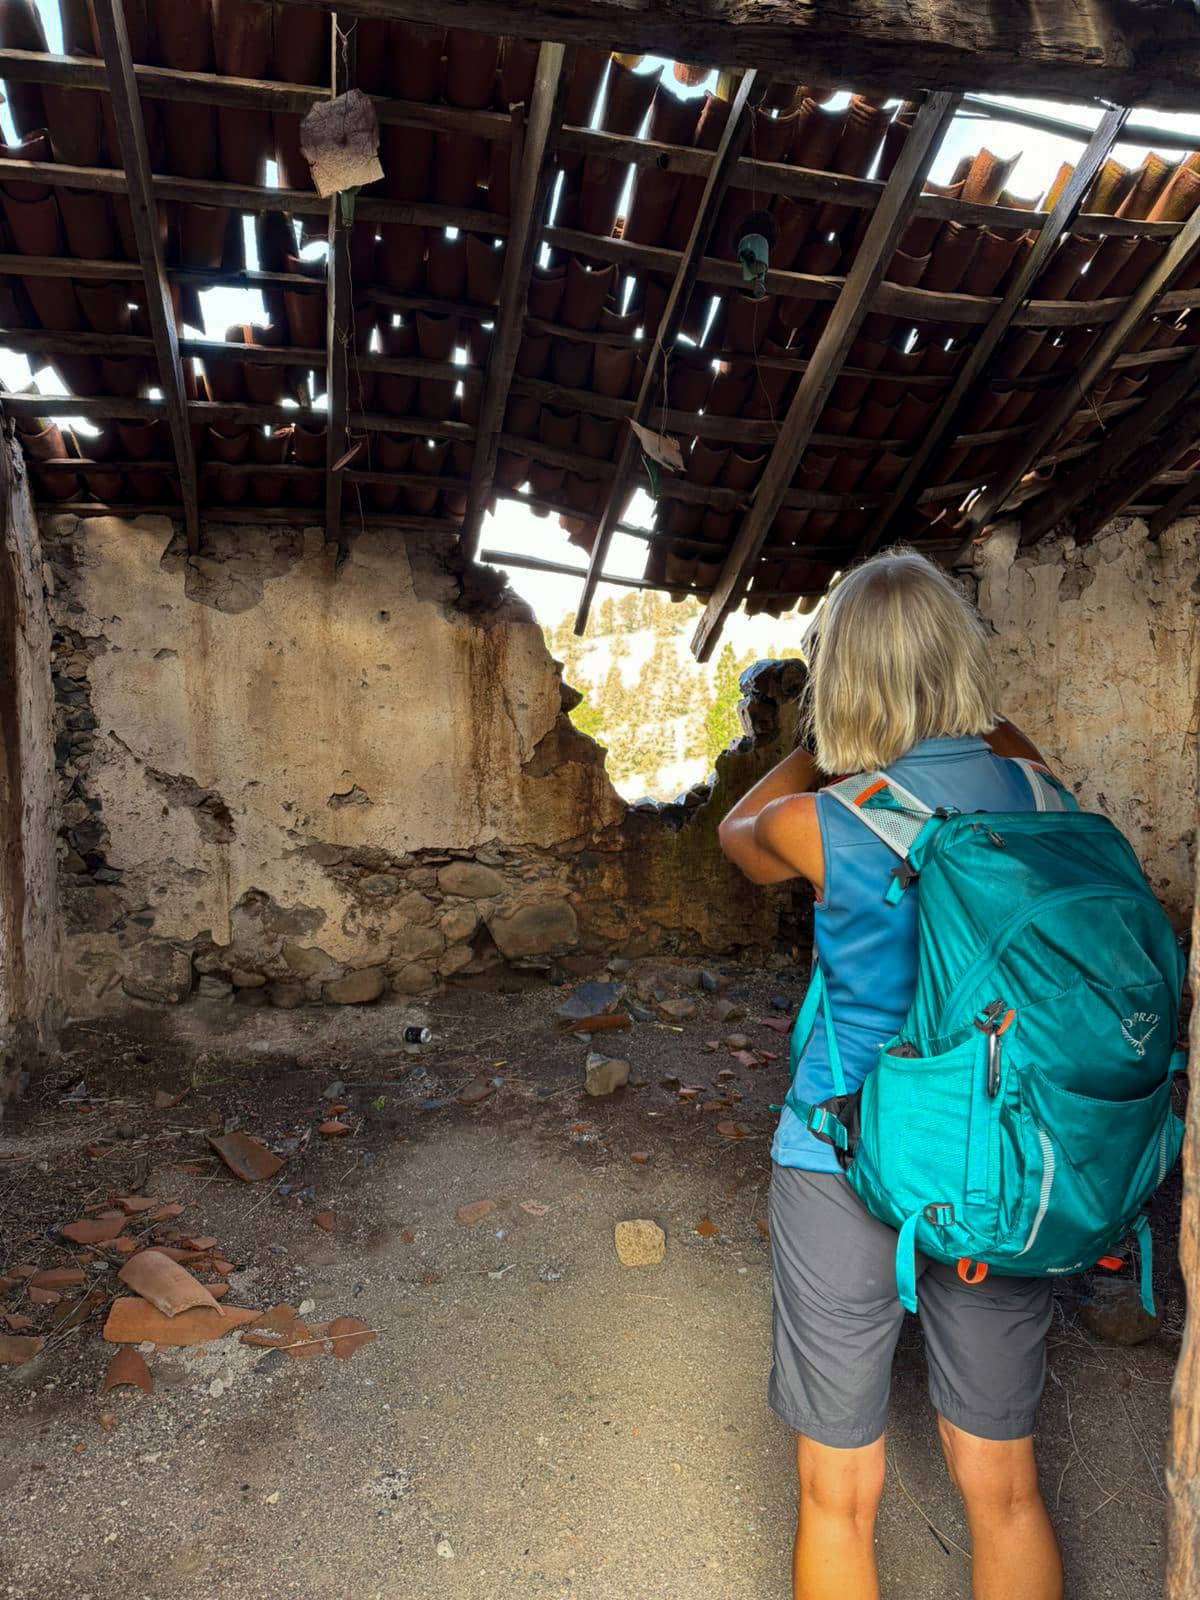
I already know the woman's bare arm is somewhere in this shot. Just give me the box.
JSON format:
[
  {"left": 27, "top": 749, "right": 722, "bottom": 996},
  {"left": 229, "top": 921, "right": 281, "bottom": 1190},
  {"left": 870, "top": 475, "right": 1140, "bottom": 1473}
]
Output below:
[{"left": 717, "top": 747, "right": 826, "bottom": 890}]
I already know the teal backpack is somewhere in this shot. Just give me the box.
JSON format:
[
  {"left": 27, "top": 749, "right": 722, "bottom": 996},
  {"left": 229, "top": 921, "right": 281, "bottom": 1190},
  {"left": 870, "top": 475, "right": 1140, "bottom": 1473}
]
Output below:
[{"left": 785, "top": 760, "right": 1187, "bottom": 1316}]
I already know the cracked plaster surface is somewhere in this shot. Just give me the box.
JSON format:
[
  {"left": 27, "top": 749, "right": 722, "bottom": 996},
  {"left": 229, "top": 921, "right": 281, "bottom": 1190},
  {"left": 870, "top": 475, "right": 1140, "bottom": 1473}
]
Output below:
[
  {"left": 49, "top": 517, "right": 623, "bottom": 953},
  {"left": 977, "top": 517, "right": 1199, "bottom": 921}
]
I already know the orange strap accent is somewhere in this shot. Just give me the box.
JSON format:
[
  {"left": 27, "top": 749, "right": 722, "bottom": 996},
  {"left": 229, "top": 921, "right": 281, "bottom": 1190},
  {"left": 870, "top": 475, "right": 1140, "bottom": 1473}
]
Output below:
[
  {"left": 853, "top": 778, "right": 889, "bottom": 807},
  {"left": 957, "top": 1259, "right": 989, "bottom": 1285},
  {"left": 1096, "top": 1256, "right": 1124, "bottom": 1272},
  {"left": 997, "top": 1009, "right": 1017, "bottom": 1037}
]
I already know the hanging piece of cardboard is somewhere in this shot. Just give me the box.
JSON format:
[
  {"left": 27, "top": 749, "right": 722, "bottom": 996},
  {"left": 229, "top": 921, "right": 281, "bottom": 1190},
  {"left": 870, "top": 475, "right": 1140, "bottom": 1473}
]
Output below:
[
  {"left": 301, "top": 89, "right": 383, "bottom": 199},
  {"left": 629, "top": 420, "right": 685, "bottom": 474}
]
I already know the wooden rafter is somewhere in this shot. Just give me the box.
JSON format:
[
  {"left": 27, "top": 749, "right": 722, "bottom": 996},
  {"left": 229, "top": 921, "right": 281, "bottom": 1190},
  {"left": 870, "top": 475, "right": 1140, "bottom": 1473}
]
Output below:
[
  {"left": 324, "top": 16, "right": 355, "bottom": 558},
  {"left": 1018, "top": 345, "right": 1200, "bottom": 546},
  {"left": 854, "top": 105, "right": 1130, "bottom": 564},
  {"left": 574, "top": 68, "right": 763, "bottom": 633},
  {"left": 265, "top": 0, "right": 1200, "bottom": 113},
  {"left": 960, "top": 203, "right": 1200, "bottom": 546},
  {"left": 690, "top": 91, "right": 961, "bottom": 662},
  {"left": 1053, "top": 398, "right": 1200, "bottom": 549},
  {"left": 460, "top": 41, "right": 570, "bottom": 563},
  {"left": 88, "top": 0, "right": 200, "bottom": 554},
  {"left": 1149, "top": 474, "right": 1200, "bottom": 540}
]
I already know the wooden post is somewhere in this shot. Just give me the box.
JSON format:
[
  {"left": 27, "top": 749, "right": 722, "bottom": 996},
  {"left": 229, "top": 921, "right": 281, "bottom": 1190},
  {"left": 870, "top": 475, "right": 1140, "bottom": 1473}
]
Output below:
[
  {"left": 1168, "top": 857, "right": 1200, "bottom": 1597},
  {"left": 460, "top": 42, "right": 570, "bottom": 563},
  {"left": 324, "top": 16, "right": 354, "bottom": 558},
  {"left": 573, "top": 68, "right": 763, "bottom": 635},
  {"left": 691, "top": 91, "right": 961, "bottom": 662},
  {"left": 856, "top": 105, "right": 1129, "bottom": 563},
  {"left": 90, "top": 0, "right": 201, "bottom": 555}
]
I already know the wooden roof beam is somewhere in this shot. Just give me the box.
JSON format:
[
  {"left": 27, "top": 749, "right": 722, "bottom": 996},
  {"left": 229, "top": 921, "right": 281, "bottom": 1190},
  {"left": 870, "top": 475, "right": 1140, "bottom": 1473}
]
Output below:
[
  {"left": 691, "top": 91, "right": 961, "bottom": 663},
  {"left": 89, "top": 0, "right": 200, "bottom": 555},
  {"left": 1044, "top": 398, "right": 1200, "bottom": 549},
  {"left": 959, "top": 197, "right": 1200, "bottom": 553},
  {"left": 268, "top": 0, "right": 1200, "bottom": 113},
  {"left": 1149, "top": 473, "right": 1200, "bottom": 540},
  {"left": 854, "top": 105, "right": 1130, "bottom": 565},
  {"left": 324, "top": 16, "right": 354, "bottom": 559},
  {"left": 460, "top": 41, "right": 571, "bottom": 563},
  {"left": 574, "top": 69, "right": 764, "bottom": 634},
  {"left": 1019, "top": 344, "right": 1200, "bottom": 546}
]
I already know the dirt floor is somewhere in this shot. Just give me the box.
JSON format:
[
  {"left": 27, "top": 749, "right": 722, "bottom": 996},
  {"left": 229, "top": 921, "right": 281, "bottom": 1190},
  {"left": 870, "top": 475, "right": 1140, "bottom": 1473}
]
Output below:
[{"left": 0, "top": 957, "right": 1185, "bottom": 1600}]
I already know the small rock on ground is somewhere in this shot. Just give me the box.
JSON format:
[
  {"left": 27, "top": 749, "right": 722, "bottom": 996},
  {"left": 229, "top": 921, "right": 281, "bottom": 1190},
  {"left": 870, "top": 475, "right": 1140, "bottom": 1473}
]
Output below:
[
  {"left": 614, "top": 1219, "right": 666, "bottom": 1267},
  {"left": 658, "top": 998, "right": 697, "bottom": 1022},
  {"left": 557, "top": 981, "right": 624, "bottom": 1021},
  {"left": 1077, "top": 1276, "right": 1160, "bottom": 1345},
  {"left": 584, "top": 1054, "right": 630, "bottom": 1097}
]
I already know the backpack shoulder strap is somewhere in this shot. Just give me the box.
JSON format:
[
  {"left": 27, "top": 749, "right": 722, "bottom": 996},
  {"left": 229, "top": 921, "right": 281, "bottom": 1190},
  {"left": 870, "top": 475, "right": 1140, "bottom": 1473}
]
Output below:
[
  {"left": 1008, "top": 756, "right": 1072, "bottom": 813},
  {"left": 822, "top": 770, "right": 935, "bottom": 861}
]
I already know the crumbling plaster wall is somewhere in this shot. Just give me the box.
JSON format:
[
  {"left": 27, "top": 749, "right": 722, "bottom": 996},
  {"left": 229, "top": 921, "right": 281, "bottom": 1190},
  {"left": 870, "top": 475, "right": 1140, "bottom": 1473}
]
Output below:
[
  {"left": 44, "top": 513, "right": 794, "bottom": 1014},
  {"left": 0, "top": 432, "right": 57, "bottom": 1093},
  {"left": 975, "top": 517, "right": 1199, "bottom": 923}
]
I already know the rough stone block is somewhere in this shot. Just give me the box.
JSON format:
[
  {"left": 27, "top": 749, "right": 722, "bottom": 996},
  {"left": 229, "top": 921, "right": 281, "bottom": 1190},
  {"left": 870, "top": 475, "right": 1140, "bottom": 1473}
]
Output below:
[
  {"left": 324, "top": 968, "right": 385, "bottom": 1005},
  {"left": 437, "top": 943, "right": 474, "bottom": 977},
  {"left": 268, "top": 981, "right": 307, "bottom": 1009},
  {"left": 121, "top": 940, "right": 193, "bottom": 1005},
  {"left": 439, "top": 902, "right": 480, "bottom": 944},
  {"left": 584, "top": 1053, "right": 630, "bottom": 1097},
  {"left": 558, "top": 981, "right": 624, "bottom": 1021},
  {"left": 487, "top": 899, "right": 578, "bottom": 959},
  {"left": 389, "top": 924, "right": 444, "bottom": 964},
  {"left": 392, "top": 962, "right": 436, "bottom": 994},
  {"left": 438, "top": 860, "right": 505, "bottom": 899},
  {"left": 614, "top": 1220, "right": 665, "bottom": 1267},
  {"left": 1077, "top": 1276, "right": 1160, "bottom": 1345}
]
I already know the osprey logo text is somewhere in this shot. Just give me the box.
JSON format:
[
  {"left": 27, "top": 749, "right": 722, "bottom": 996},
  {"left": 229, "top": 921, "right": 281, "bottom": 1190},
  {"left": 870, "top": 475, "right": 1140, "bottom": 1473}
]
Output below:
[{"left": 1120, "top": 1012, "right": 1160, "bottom": 1057}]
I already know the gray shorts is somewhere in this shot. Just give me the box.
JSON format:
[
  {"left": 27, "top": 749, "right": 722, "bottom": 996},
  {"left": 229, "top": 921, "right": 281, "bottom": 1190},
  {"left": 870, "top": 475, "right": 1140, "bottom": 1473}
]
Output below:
[{"left": 768, "top": 1164, "right": 1053, "bottom": 1449}]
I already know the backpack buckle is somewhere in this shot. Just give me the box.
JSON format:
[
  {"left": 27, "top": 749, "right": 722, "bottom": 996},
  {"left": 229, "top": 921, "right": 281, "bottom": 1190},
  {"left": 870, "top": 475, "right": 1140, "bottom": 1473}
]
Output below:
[
  {"left": 924, "top": 1202, "right": 955, "bottom": 1228},
  {"left": 805, "top": 1104, "right": 849, "bottom": 1153},
  {"left": 896, "top": 864, "right": 921, "bottom": 902}
]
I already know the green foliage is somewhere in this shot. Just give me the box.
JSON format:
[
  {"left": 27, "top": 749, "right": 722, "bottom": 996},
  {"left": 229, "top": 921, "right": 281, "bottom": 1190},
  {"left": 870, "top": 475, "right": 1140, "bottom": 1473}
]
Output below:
[
  {"left": 703, "top": 642, "right": 747, "bottom": 771},
  {"left": 572, "top": 694, "right": 606, "bottom": 744},
  {"left": 542, "top": 587, "right": 798, "bottom": 799}
]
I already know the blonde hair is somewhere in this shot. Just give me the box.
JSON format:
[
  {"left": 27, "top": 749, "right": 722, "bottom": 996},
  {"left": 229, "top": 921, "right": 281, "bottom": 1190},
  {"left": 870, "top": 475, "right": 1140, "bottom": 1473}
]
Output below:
[{"left": 803, "top": 548, "right": 996, "bottom": 775}]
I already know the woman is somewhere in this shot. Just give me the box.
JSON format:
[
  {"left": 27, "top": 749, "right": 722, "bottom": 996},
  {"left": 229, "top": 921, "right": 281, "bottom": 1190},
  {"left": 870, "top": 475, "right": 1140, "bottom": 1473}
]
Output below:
[{"left": 719, "top": 550, "right": 1063, "bottom": 1600}]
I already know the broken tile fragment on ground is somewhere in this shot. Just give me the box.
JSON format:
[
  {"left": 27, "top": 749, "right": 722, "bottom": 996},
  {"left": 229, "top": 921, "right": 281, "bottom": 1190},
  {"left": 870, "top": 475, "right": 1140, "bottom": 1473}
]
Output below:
[
  {"left": 207, "top": 1132, "right": 285, "bottom": 1182},
  {"left": 102, "top": 1347, "right": 154, "bottom": 1395},
  {"left": 103, "top": 1299, "right": 259, "bottom": 1346},
  {"left": 117, "top": 1250, "right": 223, "bottom": 1318}
]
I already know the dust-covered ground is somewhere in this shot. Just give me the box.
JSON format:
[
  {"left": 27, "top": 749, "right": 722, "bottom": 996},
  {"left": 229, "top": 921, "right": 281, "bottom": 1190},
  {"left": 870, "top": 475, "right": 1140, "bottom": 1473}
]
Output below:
[{"left": 0, "top": 959, "right": 1184, "bottom": 1600}]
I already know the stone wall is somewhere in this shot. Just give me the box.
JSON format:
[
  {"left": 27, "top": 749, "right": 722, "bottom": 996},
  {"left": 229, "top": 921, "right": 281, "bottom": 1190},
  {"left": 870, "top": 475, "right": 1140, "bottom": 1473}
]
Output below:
[
  {"left": 42, "top": 512, "right": 801, "bottom": 1015},
  {"left": 975, "top": 517, "right": 1199, "bottom": 924},
  {"left": 0, "top": 432, "right": 57, "bottom": 1096}
]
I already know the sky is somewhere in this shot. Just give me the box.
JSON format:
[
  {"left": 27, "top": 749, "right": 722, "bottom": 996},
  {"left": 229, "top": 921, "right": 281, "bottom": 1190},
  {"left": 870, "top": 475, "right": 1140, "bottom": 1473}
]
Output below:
[{"left": 6, "top": 5, "right": 1200, "bottom": 627}]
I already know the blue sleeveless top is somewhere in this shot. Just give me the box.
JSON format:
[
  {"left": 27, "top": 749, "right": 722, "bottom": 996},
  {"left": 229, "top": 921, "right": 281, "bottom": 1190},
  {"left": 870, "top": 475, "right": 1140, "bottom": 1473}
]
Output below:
[{"left": 772, "top": 735, "right": 1041, "bottom": 1172}]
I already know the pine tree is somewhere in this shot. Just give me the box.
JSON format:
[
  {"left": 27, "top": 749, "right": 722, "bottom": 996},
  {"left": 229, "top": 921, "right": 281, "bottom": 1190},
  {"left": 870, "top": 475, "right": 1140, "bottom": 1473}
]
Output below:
[
  {"left": 572, "top": 693, "right": 606, "bottom": 744},
  {"left": 704, "top": 642, "right": 746, "bottom": 770}
]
